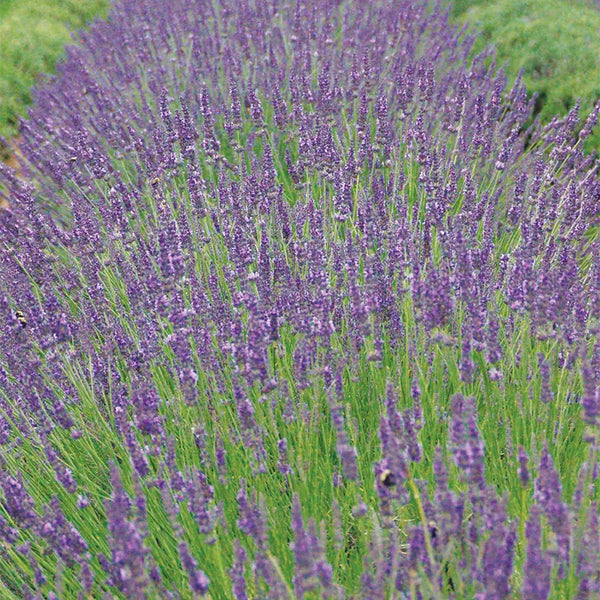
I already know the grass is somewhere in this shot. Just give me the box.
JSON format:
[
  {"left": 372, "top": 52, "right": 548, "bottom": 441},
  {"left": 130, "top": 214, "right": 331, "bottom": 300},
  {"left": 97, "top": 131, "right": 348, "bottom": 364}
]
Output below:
[
  {"left": 452, "top": 0, "right": 600, "bottom": 153},
  {"left": 0, "top": 0, "right": 109, "bottom": 156}
]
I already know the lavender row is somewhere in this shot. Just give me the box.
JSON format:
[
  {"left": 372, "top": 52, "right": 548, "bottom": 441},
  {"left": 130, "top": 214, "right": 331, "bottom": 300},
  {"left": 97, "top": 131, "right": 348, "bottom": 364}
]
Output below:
[{"left": 0, "top": 0, "right": 599, "bottom": 597}]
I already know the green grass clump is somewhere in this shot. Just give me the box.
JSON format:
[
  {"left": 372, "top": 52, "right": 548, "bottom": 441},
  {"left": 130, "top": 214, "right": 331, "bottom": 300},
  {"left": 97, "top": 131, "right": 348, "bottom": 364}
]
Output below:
[
  {"left": 0, "top": 0, "right": 109, "bottom": 153},
  {"left": 453, "top": 0, "right": 600, "bottom": 153}
]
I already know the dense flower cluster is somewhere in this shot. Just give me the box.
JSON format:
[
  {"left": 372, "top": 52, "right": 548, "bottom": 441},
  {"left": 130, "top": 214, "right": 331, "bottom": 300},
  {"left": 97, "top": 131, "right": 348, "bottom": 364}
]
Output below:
[{"left": 0, "top": 0, "right": 599, "bottom": 598}]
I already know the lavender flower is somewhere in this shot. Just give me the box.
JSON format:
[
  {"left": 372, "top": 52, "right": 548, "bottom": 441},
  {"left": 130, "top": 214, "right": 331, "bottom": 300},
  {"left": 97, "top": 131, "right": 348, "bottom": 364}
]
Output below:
[
  {"left": 178, "top": 541, "right": 209, "bottom": 596},
  {"left": 522, "top": 507, "right": 551, "bottom": 600},
  {"left": 534, "top": 443, "right": 571, "bottom": 573},
  {"left": 0, "top": 471, "right": 38, "bottom": 529},
  {"left": 230, "top": 540, "right": 248, "bottom": 600},
  {"left": 449, "top": 395, "right": 485, "bottom": 488},
  {"left": 101, "top": 462, "right": 151, "bottom": 598}
]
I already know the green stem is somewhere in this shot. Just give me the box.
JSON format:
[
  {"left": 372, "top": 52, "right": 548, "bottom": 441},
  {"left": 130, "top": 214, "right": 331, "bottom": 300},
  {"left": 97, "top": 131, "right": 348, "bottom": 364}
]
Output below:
[{"left": 406, "top": 470, "right": 442, "bottom": 600}]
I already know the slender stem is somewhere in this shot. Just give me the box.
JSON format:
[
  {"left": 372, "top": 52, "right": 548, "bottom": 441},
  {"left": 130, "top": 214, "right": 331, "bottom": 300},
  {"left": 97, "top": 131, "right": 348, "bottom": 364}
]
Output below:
[{"left": 406, "top": 470, "right": 442, "bottom": 599}]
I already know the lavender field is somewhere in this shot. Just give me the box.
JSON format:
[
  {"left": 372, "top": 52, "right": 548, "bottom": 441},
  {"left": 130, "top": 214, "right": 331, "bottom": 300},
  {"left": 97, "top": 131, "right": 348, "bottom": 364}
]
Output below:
[{"left": 0, "top": 0, "right": 599, "bottom": 598}]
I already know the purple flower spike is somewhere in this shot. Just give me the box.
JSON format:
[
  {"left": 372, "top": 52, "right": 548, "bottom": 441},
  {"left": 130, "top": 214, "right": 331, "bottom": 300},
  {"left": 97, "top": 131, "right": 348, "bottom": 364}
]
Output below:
[
  {"left": 178, "top": 540, "right": 209, "bottom": 596},
  {"left": 522, "top": 507, "right": 551, "bottom": 600},
  {"left": 102, "top": 462, "right": 151, "bottom": 598},
  {"left": 231, "top": 540, "right": 248, "bottom": 600},
  {"left": 534, "top": 443, "right": 571, "bottom": 574},
  {"left": 449, "top": 395, "right": 485, "bottom": 488},
  {"left": 0, "top": 471, "right": 38, "bottom": 529},
  {"left": 329, "top": 398, "right": 359, "bottom": 482}
]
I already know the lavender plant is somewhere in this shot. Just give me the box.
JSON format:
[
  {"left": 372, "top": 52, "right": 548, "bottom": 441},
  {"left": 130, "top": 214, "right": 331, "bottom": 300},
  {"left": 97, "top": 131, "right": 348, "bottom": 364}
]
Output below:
[{"left": 0, "top": 0, "right": 599, "bottom": 598}]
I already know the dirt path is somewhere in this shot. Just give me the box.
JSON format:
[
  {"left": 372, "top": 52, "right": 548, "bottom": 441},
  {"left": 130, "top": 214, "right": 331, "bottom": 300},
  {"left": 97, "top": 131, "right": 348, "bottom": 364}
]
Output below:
[
  {"left": 0, "top": 137, "right": 24, "bottom": 209},
  {"left": 2, "top": 137, "right": 22, "bottom": 172}
]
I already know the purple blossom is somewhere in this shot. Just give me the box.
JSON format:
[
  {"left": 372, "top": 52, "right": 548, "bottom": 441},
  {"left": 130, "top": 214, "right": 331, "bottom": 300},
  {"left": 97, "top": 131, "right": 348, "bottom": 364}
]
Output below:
[
  {"left": 449, "top": 395, "right": 485, "bottom": 488},
  {"left": 329, "top": 397, "right": 359, "bottom": 482},
  {"left": 277, "top": 438, "right": 293, "bottom": 477},
  {"left": 290, "top": 495, "right": 337, "bottom": 598},
  {"left": 101, "top": 462, "right": 151, "bottom": 598},
  {"left": 534, "top": 443, "right": 571, "bottom": 574},
  {"left": 37, "top": 495, "right": 88, "bottom": 568},
  {"left": 0, "top": 471, "right": 38, "bottom": 529},
  {"left": 231, "top": 540, "right": 248, "bottom": 600},
  {"left": 178, "top": 541, "right": 209, "bottom": 596},
  {"left": 522, "top": 507, "right": 551, "bottom": 600},
  {"left": 185, "top": 468, "right": 215, "bottom": 535}
]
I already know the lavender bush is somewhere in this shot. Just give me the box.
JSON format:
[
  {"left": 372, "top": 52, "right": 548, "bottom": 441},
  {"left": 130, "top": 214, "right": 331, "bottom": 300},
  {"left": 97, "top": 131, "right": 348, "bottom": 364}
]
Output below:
[{"left": 0, "top": 0, "right": 599, "bottom": 598}]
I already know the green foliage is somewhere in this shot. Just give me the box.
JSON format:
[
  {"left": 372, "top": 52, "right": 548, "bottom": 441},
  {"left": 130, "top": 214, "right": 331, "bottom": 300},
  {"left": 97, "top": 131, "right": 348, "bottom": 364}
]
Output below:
[
  {"left": 451, "top": 0, "right": 598, "bottom": 17},
  {"left": 454, "top": 0, "right": 600, "bottom": 153},
  {"left": 0, "top": 0, "right": 109, "bottom": 150}
]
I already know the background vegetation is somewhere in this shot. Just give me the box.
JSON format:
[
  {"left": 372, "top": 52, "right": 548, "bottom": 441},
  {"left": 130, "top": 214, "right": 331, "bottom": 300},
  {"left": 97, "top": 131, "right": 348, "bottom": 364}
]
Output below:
[
  {"left": 453, "top": 0, "right": 600, "bottom": 153},
  {"left": 0, "top": 0, "right": 109, "bottom": 157}
]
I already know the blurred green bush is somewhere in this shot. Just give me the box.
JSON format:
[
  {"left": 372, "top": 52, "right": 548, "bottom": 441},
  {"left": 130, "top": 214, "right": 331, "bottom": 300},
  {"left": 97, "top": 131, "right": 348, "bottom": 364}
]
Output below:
[
  {"left": 0, "top": 0, "right": 109, "bottom": 154},
  {"left": 453, "top": 0, "right": 600, "bottom": 153}
]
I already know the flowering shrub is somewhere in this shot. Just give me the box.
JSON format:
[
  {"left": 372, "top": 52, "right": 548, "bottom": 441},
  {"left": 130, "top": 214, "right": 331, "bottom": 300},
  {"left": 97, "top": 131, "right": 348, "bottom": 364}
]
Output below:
[{"left": 0, "top": 0, "right": 599, "bottom": 598}]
